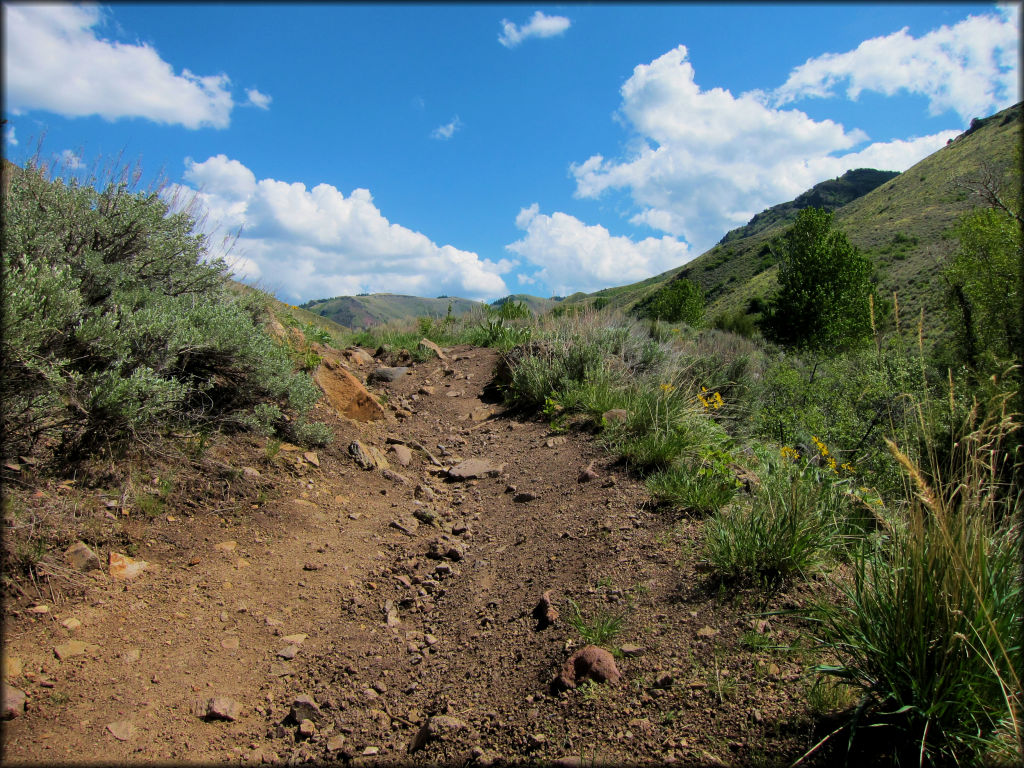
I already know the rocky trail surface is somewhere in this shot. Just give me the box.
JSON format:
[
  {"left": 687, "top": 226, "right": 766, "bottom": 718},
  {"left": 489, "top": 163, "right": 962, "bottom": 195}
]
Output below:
[{"left": 2, "top": 346, "right": 824, "bottom": 767}]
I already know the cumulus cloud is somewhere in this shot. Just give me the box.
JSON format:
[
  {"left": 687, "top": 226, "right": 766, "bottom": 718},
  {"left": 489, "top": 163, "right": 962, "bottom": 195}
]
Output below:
[
  {"left": 771, "top": 5, "right": 1020, "bottom": 122},
  {"left": 431, "top": 116, "right": 463, "bottom": 140},
  {"left": 245, "top": 88, "right": 272, "bottom": 110},
  {"left": 571, "top": 45, "right": 959, "bottom": 254},
  {"left": 173, "top": 155, "right": 511, "bottom": 302},
  {"left": 498, "top": 11, "right": 571, "bottom": 48},
  {"left": 4, "top": 125, "right": 16, "bottom": 146},
  {"left": 58, "top": 149, "right": 85, "bottom": 170},
  {"left": 2, "top": 4, "right": 241, "bottom": 129},
  {"left": 506, "top": 204, "right": 689, "bottom": 295}
]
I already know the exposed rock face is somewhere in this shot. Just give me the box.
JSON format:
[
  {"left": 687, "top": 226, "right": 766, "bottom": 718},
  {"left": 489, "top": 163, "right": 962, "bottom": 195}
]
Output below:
[
  {"left": 314, "top": 361, "right": 385, "bottom": 422},
  {"left": 554, "top": 645, "right": 621, "bottom": 691}
]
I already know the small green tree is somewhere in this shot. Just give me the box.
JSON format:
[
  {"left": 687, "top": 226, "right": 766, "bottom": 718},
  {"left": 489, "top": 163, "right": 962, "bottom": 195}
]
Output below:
[
  {"left": 638, "top": 277, "right": 704, "bottom": 325},
  {"left": 762, "top": 207, "right": 874, "bottom": 352},
  {"left": 943, "top": 156, "right": 1024, "bottom": 379}
]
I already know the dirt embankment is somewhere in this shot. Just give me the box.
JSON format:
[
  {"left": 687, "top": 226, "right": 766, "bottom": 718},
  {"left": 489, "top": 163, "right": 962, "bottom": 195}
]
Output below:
[{"left": 2, "top": 346, "right": 826, "bottom": 767}]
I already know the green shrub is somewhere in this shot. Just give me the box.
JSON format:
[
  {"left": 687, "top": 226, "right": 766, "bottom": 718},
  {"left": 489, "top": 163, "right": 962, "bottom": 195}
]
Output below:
[
  {"left": 646, "top": 452, "right": 739, "bottom": 515},
  {"left": 1, "top": 159, "right": 328, "bottom": 457},
  {"left": 702, "top": 459, "right": 856, "bottom": 583}
]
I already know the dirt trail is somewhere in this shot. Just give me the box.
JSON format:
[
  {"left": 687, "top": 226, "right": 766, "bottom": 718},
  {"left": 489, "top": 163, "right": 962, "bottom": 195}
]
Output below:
[{"left": 2, "top": 346, "right": 822, "bottom": 766}]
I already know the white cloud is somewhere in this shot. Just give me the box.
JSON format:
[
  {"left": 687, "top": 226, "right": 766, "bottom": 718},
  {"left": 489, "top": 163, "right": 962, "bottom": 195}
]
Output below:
[
  {"left": 506, "top": 204, "right": 689, "bottom": 295},
  {"left": 173, "top": 155, "right": 510, "bottom": 302},
  {"left": 4, "top": 125, "right": 16, "bottom": 146},
  {"left": 2, "top": 4, "right": 239, "bottom": 129},
  {"left": 771, "top": 6, "right": 1019, "bottom": 122},
  {"left": 58, "top": 149, "right": 84, "bottom": 170},
  {"left": 431, "top": 116, "right": 463, "bottom": 140},
  {"left": 498, "top": 11, "right": 571, "bottom": 48},
  {"left": 572, "top": 45, "right": 959, "bottom": 254},
  {"left": 245, "top": 88, "right": 272, "bottom": 110}
]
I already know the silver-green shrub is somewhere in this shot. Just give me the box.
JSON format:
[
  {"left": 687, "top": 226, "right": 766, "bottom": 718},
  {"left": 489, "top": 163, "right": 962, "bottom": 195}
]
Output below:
[{"left": 1, "top": 160, "right": 327, "bottom": 457}]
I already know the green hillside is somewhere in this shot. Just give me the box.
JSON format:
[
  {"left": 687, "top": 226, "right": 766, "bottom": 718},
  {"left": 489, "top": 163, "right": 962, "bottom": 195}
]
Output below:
[
  {"left": 492, "top": 293, "right": 562, "bottom": 315},
  {"left": 563, "top": 102, "right": 1022, "bottom": 337},
  {"left": 300, "top": 293, "right": 483, "bottom": 329}
]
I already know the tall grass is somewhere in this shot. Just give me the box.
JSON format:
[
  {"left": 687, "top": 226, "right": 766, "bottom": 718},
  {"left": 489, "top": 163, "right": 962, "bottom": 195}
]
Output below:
[
  {"left": 702, "top": 458, "right": 859, "bottom": 583},
  {"left": 812, "top": 392, "right": 1022, "bottom": 765}
]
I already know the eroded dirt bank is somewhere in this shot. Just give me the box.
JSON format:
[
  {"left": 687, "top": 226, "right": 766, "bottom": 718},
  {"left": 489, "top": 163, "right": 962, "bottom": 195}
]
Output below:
[{"left": 2, "top": 346, "right": 826, "bottom": 766}]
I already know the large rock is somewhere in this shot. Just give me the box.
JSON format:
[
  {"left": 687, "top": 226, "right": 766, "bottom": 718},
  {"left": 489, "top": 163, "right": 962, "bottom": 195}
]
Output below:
[
  {"left": 447, "top": 459, "right": 505, "bottom": 480},
  {"left": 554, "top": 645, "right": 621, "bottom": 691},
  {"left": 368, "top": 367, "right": 409, "bottom": 384},
  {"left": 314, "top": 362, "right": 385, "bottom": 422}
]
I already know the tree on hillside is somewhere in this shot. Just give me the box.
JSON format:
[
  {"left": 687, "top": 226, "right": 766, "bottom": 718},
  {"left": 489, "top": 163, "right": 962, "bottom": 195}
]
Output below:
[
  {"left": 944, "top": 160, "right": 1024, "bottom": 380},
  {"left": 761, "top": 207, "right": 874, "bottom": 352},
  {"left": 638, "top": 277, "right": 705, "bottom": 325}
]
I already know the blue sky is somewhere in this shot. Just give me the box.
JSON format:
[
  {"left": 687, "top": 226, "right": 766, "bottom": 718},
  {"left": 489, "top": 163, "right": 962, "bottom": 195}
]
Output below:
[{"left": 3, "top": 3, "right": 1019, "bottom": 303}]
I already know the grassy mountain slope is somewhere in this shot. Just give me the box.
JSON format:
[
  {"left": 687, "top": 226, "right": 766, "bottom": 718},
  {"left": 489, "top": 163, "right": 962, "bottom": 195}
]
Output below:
[
  {"left": 563, "top": 102, "right": 1021, "bottom": 334},
  {"left": 299, "top": 292, "right": 559, "bottom": 330},
  {"left": 300, "top": 294, "right": 483, "bottom": 330}
]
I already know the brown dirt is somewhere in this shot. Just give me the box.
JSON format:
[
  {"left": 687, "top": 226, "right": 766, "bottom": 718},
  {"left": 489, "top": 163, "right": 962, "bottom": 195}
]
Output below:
[{"left": 1, "top": 345, "right": 839, "bottom": 767}]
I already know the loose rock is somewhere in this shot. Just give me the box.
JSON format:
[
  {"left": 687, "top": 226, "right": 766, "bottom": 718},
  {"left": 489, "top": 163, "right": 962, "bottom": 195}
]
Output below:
[
  {"left": 554, "top": 645, "right": 621, "bottom": 691},
  {"left": 2, "top": 685, "right": 26, "bottom": 719},
  {"left": 54, "top": 640, "right": 99, "bottom": 660},
  {"left": 195, "top": 696, "right": 242, "bottom": 721},
  {"left": 427, "top": 537, "right": 468, "bottom": 561},
  {"left": 532, "top": 591, "right": 559, "bottom": 629},
  {"left": 381, "top": 468, "right": 409, "bottom": 485},
  {"left": 390, "top": 516, "right": 420, "bottom": 536},
  {"left": 108, "top": 551, "right": 148, "bottom": 580},
  {"left": 106, "top": 720, "right": 135, "bottom": 741},
  {"left": 408, "top": 715, "right": 472, "bottom": 753},
  {"left": 349, "top": 441, "right": 389, "bottom": 470},
  {"left": 389, "top": 444, "right": 413, "bottom": 466},
  {"left": 417, "top": 339, "right": 447, "bottom": 361},
  {"left": 368, "top": 367, "right": 409, "bottom": 384},
  {"left": 446, "top": 459, "right": 505, "bottom": 480},
  {"left": 64, "top": 541, "right": 102, "bottom": 572},
  {"left": 290, "top": 694, "right": 323, "bottom": 724},
  {"left": 602, "top": 409, "right": 629, "bottom": 424}
]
